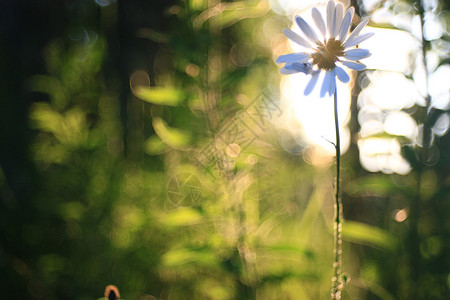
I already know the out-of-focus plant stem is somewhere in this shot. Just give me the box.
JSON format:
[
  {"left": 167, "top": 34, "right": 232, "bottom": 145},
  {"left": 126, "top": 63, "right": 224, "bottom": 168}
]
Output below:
[
  {"left": 204, "top": 0, "right": 222, "bottom": 133},
  {"left": 417, "top": 0, "right": 432, "bottom": 147},
  {"left": 331, "top": 87, "right": 343, "bottom": 300},
  {"left": 408, "top": 1, "right": 432, "bottom": 298}
]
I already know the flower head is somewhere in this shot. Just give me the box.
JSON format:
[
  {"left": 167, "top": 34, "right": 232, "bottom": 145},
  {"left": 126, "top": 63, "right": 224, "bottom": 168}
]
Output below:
[{"left": 277, "top": 1, "right": 373, "bottom": 97}]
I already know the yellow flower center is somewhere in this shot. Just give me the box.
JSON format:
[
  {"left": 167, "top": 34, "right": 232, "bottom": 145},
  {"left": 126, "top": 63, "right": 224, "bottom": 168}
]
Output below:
[{"left": 311, "top": 37, "right": 345, "bottom": 71}]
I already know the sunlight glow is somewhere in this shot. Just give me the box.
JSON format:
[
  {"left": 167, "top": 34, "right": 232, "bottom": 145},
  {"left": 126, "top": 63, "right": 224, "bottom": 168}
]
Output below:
[
  {"left": 354, "top": 21, "right": 448, "bottom": 174},
  {"left": 273, "top": 1, "right": 447, "bottom": 173},
  {"left": 363, "top": 27, "right": 419, "bottom": 74},
  {"left": 393, "top": 208, "right": 408, "bottom": 222},
  {"left": 358, "top": 138, "right": 411, "bottom": 174},
  {"left": 429, "top": 64, "right": 450, "bottom": 110},
  {"left": 269, "top": 0, "right": 326, "bottom": 16},
  {"left": 275, "top": 2, "right": 353, "bottom": 161},
  {"left": 280, "top": 74, "right": 352, "bottom": 156},
  {"left": 359, "top": 71, "right": 421, "bottom": 110},
  {"left": 384, "top": 111, "right": 418, "bottom": 139}
]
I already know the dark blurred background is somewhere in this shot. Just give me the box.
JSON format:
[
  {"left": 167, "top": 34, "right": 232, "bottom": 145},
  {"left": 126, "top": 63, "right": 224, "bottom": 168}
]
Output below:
[{"left": 0, "top": 0, "right": 448, "bottom": 299}]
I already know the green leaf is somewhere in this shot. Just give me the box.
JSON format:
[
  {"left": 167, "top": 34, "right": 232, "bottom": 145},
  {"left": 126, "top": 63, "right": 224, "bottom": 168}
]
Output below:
[
  {"left": 258, "top": 271, "right": 319, "bottom": 286},
  {"left": 162, "top": 247, "right": 218, "bottom": 267},
  {"left": 143, "top": 134, "right": 169, "bottom": 155},
  {"left": 160, "top": 207, "right": 203, "bottom": 227},
  {"left": 29, "top": 103, "right": 63, "bottom": 133},
  {"left": 134, "top": 86, "right": 184, "bottom": 106},
  {"left": 343, "top": 221, "right": 397, "bottom": 251},
  {"left": 135, "top": 28, "right": 170, "bottom": 43},
  {"left": 58, "top": 202, "right": 84, "bottom": 220},
  {"left": 27, "top": 75, "right": 68, "bottom": 109},
  {"left": 260, "top": 244, "right": 314, "bottom": 259},
  {"left": 153, "top": 117, "right": 190, "bottom": 149}
]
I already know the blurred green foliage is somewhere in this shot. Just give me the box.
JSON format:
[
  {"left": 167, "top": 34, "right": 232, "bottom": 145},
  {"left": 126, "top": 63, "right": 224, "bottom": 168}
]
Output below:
[{"left": 0, "top": 0, "right": 448, "bottom": 299}]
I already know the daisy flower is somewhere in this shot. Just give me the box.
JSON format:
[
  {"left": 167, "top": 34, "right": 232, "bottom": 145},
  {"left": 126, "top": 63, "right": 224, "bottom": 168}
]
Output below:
[{"left": 277, "top": 0, "right": 373, "bottom": 97}]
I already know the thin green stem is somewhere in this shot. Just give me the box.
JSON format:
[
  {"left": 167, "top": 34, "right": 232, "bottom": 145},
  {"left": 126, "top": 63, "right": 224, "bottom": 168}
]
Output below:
[{"left": 331, "top": 86, "right": 343, "bottom": 300}]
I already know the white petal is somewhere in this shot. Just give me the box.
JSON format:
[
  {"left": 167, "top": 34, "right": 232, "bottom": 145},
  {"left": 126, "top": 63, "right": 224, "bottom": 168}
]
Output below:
[
  {"left": 280, "top": 68, "right": 298, "bottom": 75},
  {"left": 344, "top": 48, "right": 371, "bottom": 60},
  {"left": 340, "top": 0, "right": 350, "bottom": 8},
  {"left": 280, "top": 66, "right": 300, "bottom": 75},
  {"left": 321, "top": 71, "right": 333, "bottom": 97},
  {"left": 341, "top": 60, "right": 366, "bottom": 71},
  {"left": 335, "top": 66, "right": 350, "bottom": 83},
  {"left": 344, "top": 18, "right": 369, "bottom": 47},
  {"left": 345, "top": 32, "right": 374, "bottom": 48},
  {"left": 283, "top": 28, "right": 311, "bottom": 48},
  {"left": 332, "top": 3, "right": 344, "bottom": 37},
  {"left": 293, "top": 62, "right": 313, "bottom": 74},
  {"left": 304, "top": 70, "right": 321, "bottom": 95},
  {"left": 280, "top": 62, "right": 312, "bottom": 75},
  {"left": 276, "top": 53, "right": 310, "bottom": 64},
  {"left": 312, "top": 7, "right": 326, "bottom": 38},
  {"left": 339, "top": 7, "right": 354, "bottom": 41},
  {"left": 329, "top": 70, "right": 336, "bottom": 96},
  {"left": 327, "top": 1, "right": 335, "bottom": 36},
  {"left": 296, "top": 16, "right": 319, "bottom": 43}
]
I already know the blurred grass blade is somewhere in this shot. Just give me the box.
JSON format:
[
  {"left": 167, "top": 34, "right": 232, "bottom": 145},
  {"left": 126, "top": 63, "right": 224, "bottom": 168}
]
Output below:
[
  {"left": 343, "top": 221, "right": 397, "bottom": 251},
  {"left": 345, "top": 175, "right": 412, "bottom": 197},
  {"left": 153, "top": 117, "right": 190, "bottom": 149},
  {"left": 194, "top": 1, "right": 270, "bottom": 29},
  {"left": 258, "top": 271, "right": 320, "bottom": 286},
  {"left": 352, "top": 277, "right": 396, "bottom": 300},
  {"left": 134, "top": 86, "right": 184, "bottom": 106},
  {"left": 297, "top": 180, "right": 328, "bottom": 242}
]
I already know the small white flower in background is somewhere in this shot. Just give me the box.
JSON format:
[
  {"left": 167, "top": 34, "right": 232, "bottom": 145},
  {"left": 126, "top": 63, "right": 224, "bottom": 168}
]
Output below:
[{"left": 277, "top": 0, "right": 373, "bottom": 97}]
